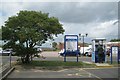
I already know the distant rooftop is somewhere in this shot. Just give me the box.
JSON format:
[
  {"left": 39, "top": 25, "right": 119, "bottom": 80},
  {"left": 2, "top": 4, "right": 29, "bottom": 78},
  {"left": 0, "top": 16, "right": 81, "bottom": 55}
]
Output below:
[{"left": 92, "top": 38, "right": 106, "bottom": 41}]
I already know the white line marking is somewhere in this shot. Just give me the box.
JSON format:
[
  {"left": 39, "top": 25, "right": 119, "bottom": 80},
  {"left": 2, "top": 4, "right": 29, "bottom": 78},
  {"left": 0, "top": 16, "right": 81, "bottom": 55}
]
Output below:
[
  {"left": 57, "top": 69, "right": 68, "bottom": 72},
  {"left": 80, "top": 69, "right": 102, "bottom": 80}
]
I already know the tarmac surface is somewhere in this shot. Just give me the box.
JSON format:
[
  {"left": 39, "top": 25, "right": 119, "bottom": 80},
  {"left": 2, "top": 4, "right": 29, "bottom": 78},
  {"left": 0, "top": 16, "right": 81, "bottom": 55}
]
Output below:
[{"left": 6, "top": 67, "right": 119, "bottom": 79}]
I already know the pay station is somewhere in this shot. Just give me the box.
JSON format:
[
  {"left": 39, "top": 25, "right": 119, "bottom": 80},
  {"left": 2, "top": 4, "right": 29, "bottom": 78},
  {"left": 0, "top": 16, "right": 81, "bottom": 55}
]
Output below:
[
  {"left": 92, "top": 38, "right": 106, "bottom": 63},
  {"left": 110, "top": 46, "right": 120, "bottom": 64},
  {"left": 64, "top": 35, "right": 79, "bottom": 62}
]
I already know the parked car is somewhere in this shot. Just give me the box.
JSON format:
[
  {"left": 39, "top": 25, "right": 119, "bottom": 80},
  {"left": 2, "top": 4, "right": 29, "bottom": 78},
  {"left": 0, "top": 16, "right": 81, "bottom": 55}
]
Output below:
[
  {"left": 84, "top": 52, "right": 92, "bottom": 57},
  {"left": 37, "top": 48, "right": 42, "bottom": 52},
  {"left": 58, "top": 49, "right": 65, "bottom": 54},
  {"left": 58, "top": 49, "right": 81, "bottom": 56},
  {"left": 84, "top": 48, "right": 92, "bottom": 57},
  {"left": 0, "top": 48, "right": 14, "bottom": 56}
]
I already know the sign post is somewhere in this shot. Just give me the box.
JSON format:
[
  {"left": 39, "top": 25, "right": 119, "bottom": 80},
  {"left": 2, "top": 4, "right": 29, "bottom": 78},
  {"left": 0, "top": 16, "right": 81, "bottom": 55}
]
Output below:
[
  {"left": 64, "top": 35, "right": 79, "bottom": 62},
  {"left": 118, "top": 48, "right": 120, "bottom": 64}
]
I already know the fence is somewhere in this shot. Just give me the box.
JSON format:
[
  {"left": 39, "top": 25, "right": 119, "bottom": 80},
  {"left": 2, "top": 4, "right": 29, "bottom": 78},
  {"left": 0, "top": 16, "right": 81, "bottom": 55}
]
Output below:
[{"left": 0, "top": 52, "right": 12, "bottom": 79}]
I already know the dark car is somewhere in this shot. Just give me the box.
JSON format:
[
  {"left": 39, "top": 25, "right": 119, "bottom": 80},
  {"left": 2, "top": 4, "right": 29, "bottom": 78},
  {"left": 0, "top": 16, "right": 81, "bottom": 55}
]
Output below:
[{"left": 59, "top": 49, "right": 81, "bottom": 56}]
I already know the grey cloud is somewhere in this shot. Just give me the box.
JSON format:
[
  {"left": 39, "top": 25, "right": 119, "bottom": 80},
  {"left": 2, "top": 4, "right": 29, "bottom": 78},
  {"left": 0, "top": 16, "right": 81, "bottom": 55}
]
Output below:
[
  {"left": 1, "top": 2, "right": 118, "bottom": 44},
  {"left": 25, "top": 2, "right": 118, "bottom": 23}
]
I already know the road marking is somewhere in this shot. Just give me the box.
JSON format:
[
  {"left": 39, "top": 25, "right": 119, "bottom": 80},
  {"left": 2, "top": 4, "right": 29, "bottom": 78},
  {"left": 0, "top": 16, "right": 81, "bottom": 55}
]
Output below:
[
  {"left": 16, "top": 70, "right": 20, "bottom": 72},
  {"left": 80, "top": 69, "right": 102, "bottom": 80},
  {"left": 75, "top": 73, "right": 79, "bottom": 76},
  {"left": 57, "top": 69, "right": 68, "bottom": 72},
  {"left": 34, "top": 70, "right": 44, "bottom": 72},
  {"left": 67, "top": 74, "right": 73, "bottom": 76},
  {"left": 67, "top": 73, "right": 86, "bottom": 77}
]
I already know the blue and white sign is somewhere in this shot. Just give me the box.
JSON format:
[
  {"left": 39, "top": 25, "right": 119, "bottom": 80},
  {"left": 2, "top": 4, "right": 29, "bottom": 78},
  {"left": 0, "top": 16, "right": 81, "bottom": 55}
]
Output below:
[
  {"left": 111, "top": 46, "right": 119, "bottom": 64},
  {"left": 65, "top": 36, "right": 78, "bottom": 51},
  {"left": 64, "top": 35, "right": 79, "bottom": 62},
  {"left": 112, "top": 46, "right": 118, "bottom": 54}
]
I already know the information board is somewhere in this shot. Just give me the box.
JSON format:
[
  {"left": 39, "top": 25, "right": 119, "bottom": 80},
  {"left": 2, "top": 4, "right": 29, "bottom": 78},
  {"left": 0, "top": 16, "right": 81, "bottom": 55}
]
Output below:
[
  {"left": 111, "top": 46, "right": 119, "bottom": 64},
  {"left": 112, "top": 46, "right": 118, "bottom": 55},
  {"left": 64, "top": 35, "right": 79, "bottom": 62},
  {"left": 65, "top": 36, "right": 78, "bottom": 51}
]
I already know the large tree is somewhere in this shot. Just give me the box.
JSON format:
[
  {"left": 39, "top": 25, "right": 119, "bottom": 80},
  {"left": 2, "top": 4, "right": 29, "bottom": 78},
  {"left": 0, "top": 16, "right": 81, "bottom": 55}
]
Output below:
[
  {"left": 2, "top": 10, "right": 64, "bottom": 63},
  {"left": 0, "top": 28, "right": 1, "bottom": 40}
]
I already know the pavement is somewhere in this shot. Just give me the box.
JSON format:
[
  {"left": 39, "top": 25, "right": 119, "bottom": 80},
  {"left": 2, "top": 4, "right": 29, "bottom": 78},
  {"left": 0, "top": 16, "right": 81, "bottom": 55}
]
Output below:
[{"left": 95, "top": 63, "right": 113, "bottom": 67}]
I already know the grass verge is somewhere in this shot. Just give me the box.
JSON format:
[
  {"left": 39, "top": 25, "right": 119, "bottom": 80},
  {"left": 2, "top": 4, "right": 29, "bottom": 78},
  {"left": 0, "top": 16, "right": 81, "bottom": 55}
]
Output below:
[{"left": 16, "top": 61, "right": 96, "bottom": 70}]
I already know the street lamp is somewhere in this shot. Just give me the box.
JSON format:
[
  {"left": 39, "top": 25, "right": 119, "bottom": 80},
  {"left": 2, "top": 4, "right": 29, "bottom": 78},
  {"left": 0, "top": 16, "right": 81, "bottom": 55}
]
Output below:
[{"left": 79, "top": 33, "right": 88, "bottom": 55}]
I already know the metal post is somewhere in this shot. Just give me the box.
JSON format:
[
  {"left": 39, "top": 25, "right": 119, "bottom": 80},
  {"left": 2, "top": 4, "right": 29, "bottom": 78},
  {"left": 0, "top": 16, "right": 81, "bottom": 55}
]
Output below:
[
  {"left": 118, "top": 51, "right": 119, "bottom": 64},
  {"left": 110, "top": 48, "right": 112, "bottom": 64},
  {"left": 64, "top": 54, "right": 66, "bottom": 62},
  {"left": 83, "top": 36, "right": 84, "bottom": 55},
  {"left": 10, "top": 52, "right": 11, "bottom": 67},
  {"left": 118, "top": 48, "right": 119, "bottom": 64},
  {"left": 64, "top": 35, "right": 66, "bottom": 62},
  {"left": 77, "top": 35, "right": 79, "bottom": 62},
  {"left": 77, "top": 55, "right": 78, "bottom": 62}
]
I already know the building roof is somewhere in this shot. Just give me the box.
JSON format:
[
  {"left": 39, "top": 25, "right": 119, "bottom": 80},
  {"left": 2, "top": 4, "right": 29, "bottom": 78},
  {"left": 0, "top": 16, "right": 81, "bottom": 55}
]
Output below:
[{"left": 92, "top": 38, "right": 106, "bottom": 41}]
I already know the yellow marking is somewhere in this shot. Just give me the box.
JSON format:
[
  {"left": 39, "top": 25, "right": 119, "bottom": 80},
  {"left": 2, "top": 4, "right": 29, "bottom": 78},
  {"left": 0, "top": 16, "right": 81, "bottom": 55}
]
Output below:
[{"left": 81, "top": 67, "right": 119, "bottom": 70}]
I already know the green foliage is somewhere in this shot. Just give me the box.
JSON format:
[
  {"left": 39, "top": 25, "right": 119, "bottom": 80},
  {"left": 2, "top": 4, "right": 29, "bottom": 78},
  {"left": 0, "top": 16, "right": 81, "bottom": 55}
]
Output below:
[
  {"left": 17, "top": 61, "right": 96, "bottom": 68},
  {"left": 110, "top": 39, "right": 120, "bottom": 42},
  {"left": 0, "top": 28, "right": 1, "bottom": 40},
  {"left": 52, "top": 42, "right": 57, "bottom": 50},
  {"left": 2, "top": 10, "right": 64, "bottom": 63}
]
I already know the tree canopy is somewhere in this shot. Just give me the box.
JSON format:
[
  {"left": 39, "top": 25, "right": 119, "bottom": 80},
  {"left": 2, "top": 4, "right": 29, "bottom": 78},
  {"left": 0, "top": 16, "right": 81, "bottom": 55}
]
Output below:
[
  {"left": 110, "top": 39, "right": 120, "bottom": 42},
  {"left": 0, "top": 28, "right": 1, "bottom": 40},
  {"left": 2, "top": 10, "right": 64, "bottom": 63}
]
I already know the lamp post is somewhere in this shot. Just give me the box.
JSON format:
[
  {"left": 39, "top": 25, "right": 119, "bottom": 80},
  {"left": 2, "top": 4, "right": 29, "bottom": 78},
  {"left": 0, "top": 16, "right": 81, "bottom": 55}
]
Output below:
[{"left": 79, "top": 33, "right": 88, "bottom": 55}]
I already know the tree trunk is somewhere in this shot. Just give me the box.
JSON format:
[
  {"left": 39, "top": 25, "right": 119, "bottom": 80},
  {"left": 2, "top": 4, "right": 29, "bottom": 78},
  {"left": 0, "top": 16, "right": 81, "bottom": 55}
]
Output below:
[
  {"left": 25, "top": 54, "right": 30, "bottom": 63},
  {"left": 21, "top": 54, "right": 31, "bottom": 64},
  {"left": 21, "top": 56, "right": 26, "bottom": 63},
  {"left": 30, "top": 54, "right": 33, "bottom": 61}
]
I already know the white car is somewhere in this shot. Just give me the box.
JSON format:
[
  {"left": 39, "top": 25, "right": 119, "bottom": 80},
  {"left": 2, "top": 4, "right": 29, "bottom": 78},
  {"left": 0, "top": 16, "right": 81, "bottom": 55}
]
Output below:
[
  {"left": 0, "top": 48, "right": 12, "bottom": 56},
  {"left": 84, "top": 48, "right": 92, "bottom": 57},
  {"left": 58, "top": 49, "right": 65, "bottom": 54}
]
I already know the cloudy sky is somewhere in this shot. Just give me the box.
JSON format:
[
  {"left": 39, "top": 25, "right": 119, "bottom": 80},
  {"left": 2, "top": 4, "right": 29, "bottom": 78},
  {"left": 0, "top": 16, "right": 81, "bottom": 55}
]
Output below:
[{"left": 0, "top": 0, "right": 119, "bottom": 47}]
